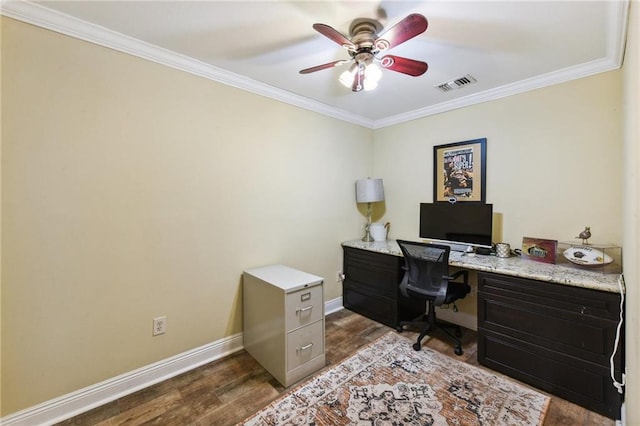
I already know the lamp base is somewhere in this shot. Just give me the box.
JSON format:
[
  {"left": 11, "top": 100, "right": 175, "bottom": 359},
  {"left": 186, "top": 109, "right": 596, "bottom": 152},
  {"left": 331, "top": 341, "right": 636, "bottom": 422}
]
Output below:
[
  {"left": 362, "top": 232, "right": 375, "bottom": 242},
  {"left": 361, "top": 203, "right": 375, "bottom": 242}
]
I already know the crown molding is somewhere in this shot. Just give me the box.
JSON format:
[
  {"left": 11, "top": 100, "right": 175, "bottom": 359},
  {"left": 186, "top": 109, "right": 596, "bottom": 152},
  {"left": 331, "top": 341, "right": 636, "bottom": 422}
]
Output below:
[
  {"left": 0, "top": 0, "right": 374, "bottom": 129},
  {"left": 376, "top": 0, "right": 629, "bottom": 129},
  {"left": 1, "top": 0, "right": 628, "bottom": 130},
  {"left": 373, "top": 56, "right": 621, "bottom": 129}
]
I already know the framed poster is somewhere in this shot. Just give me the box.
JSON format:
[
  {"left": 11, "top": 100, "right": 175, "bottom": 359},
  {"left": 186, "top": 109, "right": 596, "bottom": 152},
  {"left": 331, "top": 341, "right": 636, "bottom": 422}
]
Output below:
[{"left": 434, "top": 138, "right": 486, "bottom": 203}]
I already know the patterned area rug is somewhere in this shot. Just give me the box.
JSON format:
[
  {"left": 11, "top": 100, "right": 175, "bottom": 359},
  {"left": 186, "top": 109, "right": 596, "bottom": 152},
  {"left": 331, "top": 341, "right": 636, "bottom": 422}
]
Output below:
[{"left": 240, "top": 332, "right": 550, "bottom": 425}]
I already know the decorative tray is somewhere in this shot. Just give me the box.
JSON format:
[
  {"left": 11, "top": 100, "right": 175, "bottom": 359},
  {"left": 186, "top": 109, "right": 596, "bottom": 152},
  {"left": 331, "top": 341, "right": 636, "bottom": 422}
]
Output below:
[{"left": 563, "top": 246, "right": 614, "bottom": 267}]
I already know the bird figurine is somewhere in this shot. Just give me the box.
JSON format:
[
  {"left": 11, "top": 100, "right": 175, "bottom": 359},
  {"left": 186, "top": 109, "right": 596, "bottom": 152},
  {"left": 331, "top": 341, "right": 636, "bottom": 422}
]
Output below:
[{"left": 576, "top": 226, "right": 591, "bottom": 245}]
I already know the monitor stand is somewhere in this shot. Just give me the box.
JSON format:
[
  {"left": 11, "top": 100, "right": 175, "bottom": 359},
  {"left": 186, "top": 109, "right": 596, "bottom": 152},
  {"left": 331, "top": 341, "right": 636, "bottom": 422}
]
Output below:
[{"left": 438, "top": 242, "right": 475, "bottom": 253}]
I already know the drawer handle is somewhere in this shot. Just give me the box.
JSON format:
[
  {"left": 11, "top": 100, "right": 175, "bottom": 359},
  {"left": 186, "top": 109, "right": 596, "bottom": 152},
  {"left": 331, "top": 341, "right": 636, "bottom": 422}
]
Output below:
[
  {"left": 296, "top": 306, "right": 313, "bottom": 314},
  {"left": 298, "top": 343, "right": 313, "bottom": 352}
]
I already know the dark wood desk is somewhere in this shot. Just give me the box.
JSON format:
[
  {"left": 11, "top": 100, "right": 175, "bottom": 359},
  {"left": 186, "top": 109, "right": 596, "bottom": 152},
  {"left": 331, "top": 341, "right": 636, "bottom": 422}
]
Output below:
[{"left": 342, "top": 240, "right": 624, "bottom": 419}]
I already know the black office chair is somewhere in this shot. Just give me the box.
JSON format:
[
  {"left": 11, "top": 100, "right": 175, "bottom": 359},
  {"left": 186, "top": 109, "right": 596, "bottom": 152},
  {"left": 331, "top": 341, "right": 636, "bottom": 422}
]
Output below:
[{"left": 396, "top": 240, "right": 470, "bottom": 355}]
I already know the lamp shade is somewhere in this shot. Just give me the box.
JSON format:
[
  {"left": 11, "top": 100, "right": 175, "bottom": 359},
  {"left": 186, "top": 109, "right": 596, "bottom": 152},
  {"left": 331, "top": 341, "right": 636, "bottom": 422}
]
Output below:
[{"left": 356, "top": 178, "right": 385, "bottom": 203}]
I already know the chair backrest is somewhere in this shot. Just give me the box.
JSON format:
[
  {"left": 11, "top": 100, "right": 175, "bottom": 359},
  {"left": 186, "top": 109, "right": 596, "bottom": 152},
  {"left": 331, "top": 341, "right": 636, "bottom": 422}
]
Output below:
[{"left": 397, "top": 240, "right": 451, "bottom": 305}]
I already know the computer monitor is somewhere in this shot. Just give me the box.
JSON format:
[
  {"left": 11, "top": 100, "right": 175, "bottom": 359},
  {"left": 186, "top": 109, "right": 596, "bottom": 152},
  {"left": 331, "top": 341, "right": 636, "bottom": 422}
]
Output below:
[{"left": 419, "top": 202, "right": 493, "bottom": 251}]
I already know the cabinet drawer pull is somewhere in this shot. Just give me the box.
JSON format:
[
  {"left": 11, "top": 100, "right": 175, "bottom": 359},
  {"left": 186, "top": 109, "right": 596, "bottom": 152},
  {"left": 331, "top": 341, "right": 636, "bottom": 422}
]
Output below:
[
  {"left": 296, "top": 306, "right": 313, "bottom": 314},
  {"left": 298, "top": 343, "right": 314, "bottom": 352}
]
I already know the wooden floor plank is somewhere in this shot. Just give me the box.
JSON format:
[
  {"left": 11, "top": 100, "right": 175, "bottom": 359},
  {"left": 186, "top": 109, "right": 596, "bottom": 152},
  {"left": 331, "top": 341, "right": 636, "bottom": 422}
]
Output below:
[{"left": 56, "top": 309, "right": 613, "bottom": 426}]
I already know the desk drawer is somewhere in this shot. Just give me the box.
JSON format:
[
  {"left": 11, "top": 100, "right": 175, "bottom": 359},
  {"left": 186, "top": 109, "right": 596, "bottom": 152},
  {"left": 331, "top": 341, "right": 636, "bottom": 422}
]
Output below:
[
  {"left": 344, "top": 247, "right": 401, "bottom": 298},
  {"left": 345, "top": 246, "right": 399, "bottom": 269},
  {"left": 479, "top": 329, "right": 622, "bottom": 419},
  {"left": 477, "top": 271, "right": 624, "bottom": 419},
  {"left": 478, "top": 292, "right": 620, "bottom": 367},
  {"left": 477, "top": 272, "right": 623, "bottom": 368},
  {"left": 342, "top": 246, "right": 424, "bottom": 329},
  {"left": 343, "top": 285, "right": 397, "bottom": 328},
  {"left": 478, "top": 272, "right": 621, "bottom": 320}
]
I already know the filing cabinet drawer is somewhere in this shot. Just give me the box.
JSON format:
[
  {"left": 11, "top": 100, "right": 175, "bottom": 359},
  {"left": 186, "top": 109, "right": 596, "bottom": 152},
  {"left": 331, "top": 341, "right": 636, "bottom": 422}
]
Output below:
[
  {"left": 285, "top": 284, "right": 323, "bottom": 331},
  {"left": 286, "top": 320, "right": 325, "bottom": 371}
]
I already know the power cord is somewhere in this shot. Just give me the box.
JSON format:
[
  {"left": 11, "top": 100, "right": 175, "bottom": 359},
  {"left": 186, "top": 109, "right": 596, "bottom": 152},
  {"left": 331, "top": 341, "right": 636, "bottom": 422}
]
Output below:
[{"left": 610, "top": 274, "right": 626, "bottom": 394}]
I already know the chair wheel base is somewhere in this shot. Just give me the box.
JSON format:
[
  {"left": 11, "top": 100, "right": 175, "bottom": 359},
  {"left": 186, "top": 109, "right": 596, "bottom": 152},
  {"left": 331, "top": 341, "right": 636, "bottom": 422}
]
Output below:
[{"left": 412, "top": 343, "right": 422, "bottom": 351}]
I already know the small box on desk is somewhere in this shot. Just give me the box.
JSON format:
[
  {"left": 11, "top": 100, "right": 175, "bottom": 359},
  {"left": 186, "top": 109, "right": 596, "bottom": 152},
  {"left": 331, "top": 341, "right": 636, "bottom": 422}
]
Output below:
[
  {"left": 556, "top": 242, "right": 622, "bottom": 274},
  {"left": 521, "top": 237, "right": 558, "bottom": 264}
]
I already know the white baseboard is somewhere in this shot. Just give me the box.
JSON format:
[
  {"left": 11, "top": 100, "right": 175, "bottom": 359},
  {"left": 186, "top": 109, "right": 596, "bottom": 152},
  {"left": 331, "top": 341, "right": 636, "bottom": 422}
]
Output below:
[
  {"left": 325, "top": 296, "right": 344, "bottom": 315},
  {"left": 2, "top": 333, "right": 244, "bottom": 426},
  {"left": 1, "top": 298, "right": 344, "bottom": 426},
  {"left": 618, "top": 402, "right": 626, "bottom": 426}
]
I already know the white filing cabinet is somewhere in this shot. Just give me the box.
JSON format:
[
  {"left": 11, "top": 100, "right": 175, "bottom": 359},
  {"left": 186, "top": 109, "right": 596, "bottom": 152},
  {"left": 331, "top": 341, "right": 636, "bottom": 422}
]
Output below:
[{"left": 242, "top": 264, "right": 325, "bottom": 387}]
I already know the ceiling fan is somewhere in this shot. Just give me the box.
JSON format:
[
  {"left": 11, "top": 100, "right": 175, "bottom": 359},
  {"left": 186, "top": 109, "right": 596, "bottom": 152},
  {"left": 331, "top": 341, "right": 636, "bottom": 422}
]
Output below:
[{"left": 299, "top": 14, "right": 429, "bottom": 92}]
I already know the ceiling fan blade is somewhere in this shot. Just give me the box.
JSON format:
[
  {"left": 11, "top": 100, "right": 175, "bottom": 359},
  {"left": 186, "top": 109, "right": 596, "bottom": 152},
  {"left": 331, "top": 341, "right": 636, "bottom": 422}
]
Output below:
[
  {"left": 379, "top": 55, "right": 428, "bottom": 76},
  {"left": 299, "top": 60, "right": 350, "bottom": 74},
  {"left": 312, "top": 23, "right": 356, "bottom": 51},
  {"left": 375, "top": 14, "right": 428, "bottom": 51}
]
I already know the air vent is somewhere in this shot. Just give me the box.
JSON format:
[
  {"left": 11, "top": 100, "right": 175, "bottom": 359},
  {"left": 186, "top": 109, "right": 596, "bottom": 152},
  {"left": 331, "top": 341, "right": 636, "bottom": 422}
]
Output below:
[{"left": 435, "top": 74, "right": 477, "bottom": 92}]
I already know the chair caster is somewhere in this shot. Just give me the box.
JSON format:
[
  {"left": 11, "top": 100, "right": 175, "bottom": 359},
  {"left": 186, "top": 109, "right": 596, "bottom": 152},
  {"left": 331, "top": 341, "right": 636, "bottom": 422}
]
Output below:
[
  {"left": 396, "top": 325, "right": 403, "bottom": 332},
  {"left": 412, "top": 342, "right": 422, "bottom": 351},
  {"left": 454, "top": 346, "right": 463, "bottom": 356}
]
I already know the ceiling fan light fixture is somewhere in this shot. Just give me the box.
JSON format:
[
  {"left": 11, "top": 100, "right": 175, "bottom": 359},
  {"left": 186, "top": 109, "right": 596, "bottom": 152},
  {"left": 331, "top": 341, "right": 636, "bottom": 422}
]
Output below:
[
  {"left": 363, "top": 63, "right": 382, "bottom": 91},
  {"left": 338, "top": 62, "right": 381, "bottom": 91},
  {"left": 339, "top": 64, "right": 358, "bottom": 88}
]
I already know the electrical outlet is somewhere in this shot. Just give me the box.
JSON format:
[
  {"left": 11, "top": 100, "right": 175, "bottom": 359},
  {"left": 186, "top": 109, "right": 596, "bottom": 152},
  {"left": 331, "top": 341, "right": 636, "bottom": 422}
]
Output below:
[
  {"left": 336, "top": 271, "right": 344, "bottom": 282},
  {"left": 153, "top": 316, "right": 167, "bottom": 336}
]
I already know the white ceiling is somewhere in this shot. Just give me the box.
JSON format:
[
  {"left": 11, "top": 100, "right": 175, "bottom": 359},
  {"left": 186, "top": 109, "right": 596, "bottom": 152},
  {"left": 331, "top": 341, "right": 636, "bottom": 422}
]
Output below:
[{"left": 2, "top": 0, "right": 629, "bottom": 128}]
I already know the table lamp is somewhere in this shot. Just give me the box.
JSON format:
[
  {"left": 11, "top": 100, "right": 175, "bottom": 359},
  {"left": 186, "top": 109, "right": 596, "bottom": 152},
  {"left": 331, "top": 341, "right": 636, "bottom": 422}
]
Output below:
[{"left": 356, "top": 178, "right": 385, "bottom": 242}]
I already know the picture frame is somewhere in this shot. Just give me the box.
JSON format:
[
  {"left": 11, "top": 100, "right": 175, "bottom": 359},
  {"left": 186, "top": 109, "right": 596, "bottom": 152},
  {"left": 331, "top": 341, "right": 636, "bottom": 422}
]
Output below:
[
  {"left": 433, "top": 138, "right": 487, "bottom": 203},
  {"left": 521, "top": 237, "right": 558, "bottom": 264}
]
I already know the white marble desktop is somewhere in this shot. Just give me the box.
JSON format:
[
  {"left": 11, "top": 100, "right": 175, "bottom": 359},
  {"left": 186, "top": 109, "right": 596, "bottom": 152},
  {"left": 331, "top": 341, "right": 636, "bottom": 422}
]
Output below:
[{"left": 342, "top": 239, "right": 624, "bottom": 294}]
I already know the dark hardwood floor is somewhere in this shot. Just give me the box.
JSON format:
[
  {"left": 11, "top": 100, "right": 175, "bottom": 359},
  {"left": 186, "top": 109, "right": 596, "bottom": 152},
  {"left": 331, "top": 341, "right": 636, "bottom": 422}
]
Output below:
[{"left": 57, "top": 309, "right": 614, "bottom": 425}]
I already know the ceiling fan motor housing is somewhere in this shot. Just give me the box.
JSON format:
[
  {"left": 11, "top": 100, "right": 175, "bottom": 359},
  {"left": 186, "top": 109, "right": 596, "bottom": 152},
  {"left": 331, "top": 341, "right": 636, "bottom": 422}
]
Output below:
[{"left": 349, "top": 18, "right": 382, "bottom": 51}]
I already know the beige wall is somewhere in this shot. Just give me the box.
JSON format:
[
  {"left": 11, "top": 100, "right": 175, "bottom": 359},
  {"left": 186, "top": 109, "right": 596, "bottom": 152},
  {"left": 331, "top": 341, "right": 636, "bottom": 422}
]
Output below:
[
  {"left": 372, "top": 70, "right": 623, "bottom": 328},
  {"left": 3, "top": 6, "right": 639, "bottom": 423},
  {"left": 0, "top": 14, "right": 4, "bottom": 417},
  {"left": 373, "top": 72, "right": 622, "bottom": 246},
  {"left": 1, "top": 18, "right": 372, "bottom": 414},
  {"left": 622, "top": 1, "right": 639, "bottom": 423}
]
